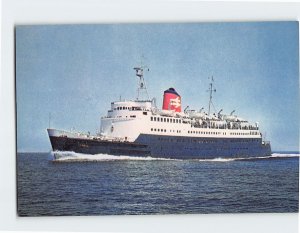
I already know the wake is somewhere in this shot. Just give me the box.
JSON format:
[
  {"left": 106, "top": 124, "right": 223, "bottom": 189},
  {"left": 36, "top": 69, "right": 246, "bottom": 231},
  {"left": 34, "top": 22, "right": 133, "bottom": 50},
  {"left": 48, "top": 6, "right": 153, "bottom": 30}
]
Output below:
[
  {"left": 51, "top": 151, "right": 299, "bottom": 163},
  {"left": 51, "top": 151, "right": 178, "bottom": 162},
  {"left": 197, "top": 153, "right": 299, "bottom": 162}
]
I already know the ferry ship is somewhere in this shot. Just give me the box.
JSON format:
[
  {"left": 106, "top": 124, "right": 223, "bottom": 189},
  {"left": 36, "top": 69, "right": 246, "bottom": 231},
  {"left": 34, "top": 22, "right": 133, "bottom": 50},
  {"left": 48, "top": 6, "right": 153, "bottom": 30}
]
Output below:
[{"left": 47, "top": 65, "right": 271, "bottom": 159}]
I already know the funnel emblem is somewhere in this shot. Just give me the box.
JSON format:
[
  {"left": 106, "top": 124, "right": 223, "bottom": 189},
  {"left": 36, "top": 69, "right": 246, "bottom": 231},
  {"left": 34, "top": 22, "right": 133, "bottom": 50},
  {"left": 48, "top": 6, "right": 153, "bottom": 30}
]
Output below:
[{"left": 170, "top": 97, "right": 181, "bottom": 108}]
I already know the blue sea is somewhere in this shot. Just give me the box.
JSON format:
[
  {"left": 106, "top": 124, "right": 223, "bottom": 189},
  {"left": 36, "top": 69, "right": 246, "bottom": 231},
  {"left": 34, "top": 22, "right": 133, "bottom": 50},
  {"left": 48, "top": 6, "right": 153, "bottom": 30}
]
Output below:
[{"left": 17, "top": 152, "right": 299, "bottom": 216}]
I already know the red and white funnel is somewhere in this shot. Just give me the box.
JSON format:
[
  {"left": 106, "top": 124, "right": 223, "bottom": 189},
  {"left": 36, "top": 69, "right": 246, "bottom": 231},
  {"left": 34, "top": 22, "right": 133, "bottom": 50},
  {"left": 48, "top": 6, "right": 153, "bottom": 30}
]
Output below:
[{"left": 162, "top": 88, "right": 181, "bottom": 112}]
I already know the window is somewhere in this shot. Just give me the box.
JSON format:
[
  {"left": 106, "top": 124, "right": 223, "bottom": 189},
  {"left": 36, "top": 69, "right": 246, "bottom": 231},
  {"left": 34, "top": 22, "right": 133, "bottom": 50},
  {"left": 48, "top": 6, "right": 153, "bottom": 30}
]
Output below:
[
  {"left": 164, "top": 118, "right": 166, "bottom": 122},
  {"left": 151, "top": 117, "right": 153, "bottom": 121},
  {"left": 151, "top": 128, "right": 153, "bottom": 131},
  {"left": 143, "top": 112, "right": 147, "bottom": 115},
  {"left": 176, "top": 119, "right": 178, "bottom": 123},
  {"left": 154, "top": 117, "right": 156, "bottom": 121},
  {"left": 167, "top": 119, "right": 169, "bottom": 123}
]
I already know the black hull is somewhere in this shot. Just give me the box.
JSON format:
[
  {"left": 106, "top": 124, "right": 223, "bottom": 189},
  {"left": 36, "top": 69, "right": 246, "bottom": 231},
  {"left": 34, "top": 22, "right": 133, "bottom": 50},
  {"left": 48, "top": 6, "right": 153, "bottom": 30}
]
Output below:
[
  {"left": 49, "top": 136, "right": 151, "bottom": 156},
  {"left": 49, "top": 134, "right": 271, "bottom": 159},
  {"left": 136, "top": 134, "right": 271, "bottom": 159}
]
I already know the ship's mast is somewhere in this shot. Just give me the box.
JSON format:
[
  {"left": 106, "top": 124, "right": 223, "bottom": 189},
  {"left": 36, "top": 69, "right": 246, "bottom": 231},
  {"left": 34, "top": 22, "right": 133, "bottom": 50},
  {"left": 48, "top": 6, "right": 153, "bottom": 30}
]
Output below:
[
  {"left": 133, "top": 64, "right": 149, "bottom": 101},
  {"left": 207, "top": 76, "right": 216, "bottom": 115},
  {"left": 48, "top": 112, "right": 51, "bottom": 129}
]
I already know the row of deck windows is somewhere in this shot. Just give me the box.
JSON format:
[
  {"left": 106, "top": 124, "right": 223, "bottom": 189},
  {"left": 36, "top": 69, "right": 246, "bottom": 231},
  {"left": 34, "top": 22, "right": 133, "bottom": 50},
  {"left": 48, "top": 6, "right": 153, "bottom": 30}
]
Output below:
[
  {"left": 230, "top": 132, "right": 258, "bottom": 135},
  {"left": 151, "top": 129, "right": 259, "bottom": 137},
  {"left": 150, "top": 128, "right": 260, "bottom": 138},
  {"left": 188, "top": 131, "right": 226, "bottom": 135},
  {"left": 151, "top": 128, "right": 182, "bottom": 133},
  {"left": 187, "top": 131, "right": 258, "bottom": 136},
  {"left": 114, "top": 106, "right": 129, "bottom": 110},
  {"left": 115, "top": 115, "right": 136, "bottom": 118},
  {"left": 114, "top": 106, "right": 145, "bottom": 111},
  {"left": 150, "top": 116, "right": 181, "bottom": 124},
  {"left": 156, "top": 138, "right": 260, "bottom": 143},
  {"left": 151, "top": 128, "right": 166, "bottom": 133}
]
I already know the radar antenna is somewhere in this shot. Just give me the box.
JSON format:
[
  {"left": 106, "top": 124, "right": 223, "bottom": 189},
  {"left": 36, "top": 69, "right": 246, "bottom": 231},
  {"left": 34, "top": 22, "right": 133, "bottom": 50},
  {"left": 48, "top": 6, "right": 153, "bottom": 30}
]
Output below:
[
  {"left": 133, "top": 64, "right": 150, "bottom": 101},
  {"left": 207, "top": 76, "right": 216, "bottom": 115}
]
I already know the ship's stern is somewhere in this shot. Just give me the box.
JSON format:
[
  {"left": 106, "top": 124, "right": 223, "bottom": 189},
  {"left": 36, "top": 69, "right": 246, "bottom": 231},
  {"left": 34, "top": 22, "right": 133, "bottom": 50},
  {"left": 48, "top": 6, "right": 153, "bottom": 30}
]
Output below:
[{"left": 262, "top": 140, "right": 272, "bottom": 156}]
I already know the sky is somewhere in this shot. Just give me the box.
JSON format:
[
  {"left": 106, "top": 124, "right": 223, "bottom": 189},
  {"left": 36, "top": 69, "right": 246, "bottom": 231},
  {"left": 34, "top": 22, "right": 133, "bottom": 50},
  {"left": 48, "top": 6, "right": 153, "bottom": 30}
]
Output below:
[{"left": 16, "top": 22, "right": 299, "bottom": 152}]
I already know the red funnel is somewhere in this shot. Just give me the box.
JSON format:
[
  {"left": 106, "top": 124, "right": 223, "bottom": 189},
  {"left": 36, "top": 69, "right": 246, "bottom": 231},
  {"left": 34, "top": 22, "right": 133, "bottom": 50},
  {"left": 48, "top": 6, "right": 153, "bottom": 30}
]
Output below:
[{"left": 162, "top": 88, "right": 181, "bottom": 112}]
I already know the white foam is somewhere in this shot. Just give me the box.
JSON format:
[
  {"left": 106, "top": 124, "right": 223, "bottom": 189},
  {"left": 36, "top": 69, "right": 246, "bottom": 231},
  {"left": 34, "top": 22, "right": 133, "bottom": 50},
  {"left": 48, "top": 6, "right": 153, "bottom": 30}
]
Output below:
[
  {"left": 197, "top": 153, "right": 299, "bottom": 162},
  {"left": 197, "top": 157, "right": 237, "bottom": 162},
  {"left": 51, "top": 151, "right": 179, "bottom": 162},
  {"left": 50, "top": 151, "right": 299, "bottom": 163},
  {"left": 270, "top": 153, "right": 300, "bottom": 158}
]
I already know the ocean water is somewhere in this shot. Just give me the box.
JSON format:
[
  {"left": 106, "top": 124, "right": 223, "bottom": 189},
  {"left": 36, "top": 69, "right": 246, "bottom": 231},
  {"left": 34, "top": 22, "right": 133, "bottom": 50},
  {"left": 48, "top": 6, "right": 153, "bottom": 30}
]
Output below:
[{"left": 17, "top": 152, "right": 299, "bottom": 216}]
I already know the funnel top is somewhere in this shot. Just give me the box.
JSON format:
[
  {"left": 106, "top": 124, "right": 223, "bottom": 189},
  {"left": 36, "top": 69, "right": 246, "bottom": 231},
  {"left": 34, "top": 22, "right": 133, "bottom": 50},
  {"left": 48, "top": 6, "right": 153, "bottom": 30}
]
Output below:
[{"left": 164, "top": 87, "right": 180, "bottom": 96}]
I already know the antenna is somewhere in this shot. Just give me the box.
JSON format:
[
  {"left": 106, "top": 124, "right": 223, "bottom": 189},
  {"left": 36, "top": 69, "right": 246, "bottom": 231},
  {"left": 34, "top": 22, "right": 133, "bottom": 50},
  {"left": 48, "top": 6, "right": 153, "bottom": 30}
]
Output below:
[
  {"left": 133, "top": 63, "right": 150, "bottom": 101},
  {"left": 48, "top": 112, "right": 51, "bottom": 129},
  {"left": 151, "top": 97, "right": 157, "bottom": 108},
  {"left": 184, "top": 106, "right": 189, "bottom": 113},
  {"left": 207, "top": 76, "right": 216, "bottom": 115}
]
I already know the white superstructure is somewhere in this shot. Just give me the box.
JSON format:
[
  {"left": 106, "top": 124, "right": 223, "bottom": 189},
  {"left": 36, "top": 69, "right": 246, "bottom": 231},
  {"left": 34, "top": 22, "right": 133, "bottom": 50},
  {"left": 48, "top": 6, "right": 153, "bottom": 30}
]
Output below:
[{"left": 99, "top": 66, "right": 262, "bottom": 143}]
